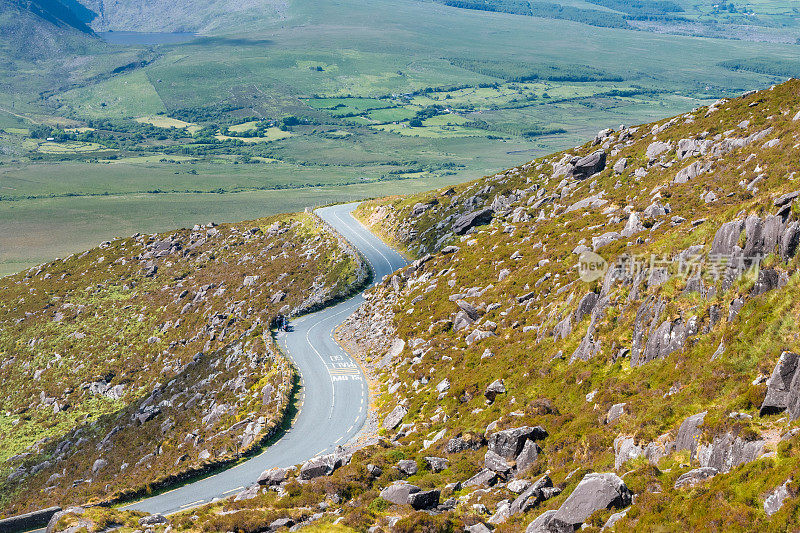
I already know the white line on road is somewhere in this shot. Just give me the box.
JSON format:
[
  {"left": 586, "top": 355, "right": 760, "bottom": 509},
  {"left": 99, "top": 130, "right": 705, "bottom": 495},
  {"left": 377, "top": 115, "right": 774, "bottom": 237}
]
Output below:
[
  {"left": 181, "top": 500, "right": 205, "bottom": 508},
  {"left": 222, "top": 486, "right": 244, "bottom": 495}
]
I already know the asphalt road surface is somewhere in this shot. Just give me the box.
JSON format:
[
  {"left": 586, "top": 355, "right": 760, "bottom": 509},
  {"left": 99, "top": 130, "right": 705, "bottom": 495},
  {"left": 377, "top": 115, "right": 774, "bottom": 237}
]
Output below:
[{"left": 121, "top": 202, "right": 407, "bottom": 515}]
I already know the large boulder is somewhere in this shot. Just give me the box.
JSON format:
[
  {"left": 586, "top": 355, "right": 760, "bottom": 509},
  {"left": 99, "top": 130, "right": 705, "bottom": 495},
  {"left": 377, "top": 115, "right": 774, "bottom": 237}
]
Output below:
[
  {"left": 445, "top": 434, "right": 486, "bottom": 453},
  {"left": 488, "top": 426, "right": 548, "bottom": 460},
  {"left": 453, "top": 208, "right": 494, "bottom": 235},
  {"left": 526, "top": 510, "right": 557, "bottom": 533},
  {"left": 299, "top": 453, "right": 343, "bottom": 480},
  {"left": 383, "top": 405, "right": 408, "bottom": 430},
  {"left": 424, "top": 456, "right": 449, "bottom": 473},
  {"left": 380, "top": 481, "right": 420, "bottom": 505},
  {"left": 614, "top": 436, "right": 643, "bottom": 470},
  {"left": 408, "top": 489, "right": 440, "bottom": 510},
  {"left": 570, "top": 150, "right": 606, "bottom": 180},
  {"left": 760, "top": 351, "right": 799, "bottom": 416},
  {"left": 257, "top": 467, "right": 287, "bottom": 486},
  {"left": 484, "top": 450, "right": 513, "bottom": 473},
  {"left": 549, "top": 473, "right": 632, "bottom": 532}
]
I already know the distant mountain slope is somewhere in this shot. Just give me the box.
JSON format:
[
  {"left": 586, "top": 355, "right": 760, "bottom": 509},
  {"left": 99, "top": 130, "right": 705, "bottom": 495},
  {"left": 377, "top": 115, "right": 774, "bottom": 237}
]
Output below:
[
  {"left": 16, "top": 0, "right": 95, "bottom": 33},
  {"left": 0, "top": 0, "right": 97, "bottom": 62},
  {"left": 75, "top": 0, "right": 289, "bottom": 33}
]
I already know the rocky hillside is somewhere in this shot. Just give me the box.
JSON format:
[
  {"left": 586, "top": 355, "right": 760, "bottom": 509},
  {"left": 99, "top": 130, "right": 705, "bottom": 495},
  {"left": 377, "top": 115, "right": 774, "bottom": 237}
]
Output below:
[
  {"left": 42, "top": 80, "right": 800, "bottom": 532},
  {"left": 75, "top": 0, "right": 288, "bottom": 33},
  {"left": 0, "top": 212, "right": 365, "bottom": 516}
]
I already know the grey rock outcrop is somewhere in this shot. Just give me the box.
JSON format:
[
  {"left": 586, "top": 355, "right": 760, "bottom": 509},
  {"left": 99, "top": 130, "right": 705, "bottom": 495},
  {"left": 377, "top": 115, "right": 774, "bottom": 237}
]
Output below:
[
  {"left": 408, "top": 489, "right": 440, "bottom": 510},
  {"left": 698, "top": 432, "right": 764, "bottom": 473},
  {"left": 549, "top": 473, "right": 632, "bottom": 531},
  {"left": 570, "top": 151, "right": 606, "bottom": 180},
  {"left": 674, "top": 411, "right": 707, "bottom": 458},
  {"left": 453, "top": 208, "right": 494, "bottom": 234},
  {"left": 526, "top": 510, "right": 557, "bottom": 533},
  {"left": 761, "top": 351, "right": 800, "bottom": 417},
  {"left": 384, "top": 405, "right": 408, "bottom": 430},
  {"left": 575, "top": 292, "right": 598, "bottom": 323},
  {"left": 380, "top": 481, "right": 420, "bottom": 504},
  {"left": 299, "top": 453, "right": 344, "bottom": 480},
  {"left": 488, "top": 426, "right": 548, "bottom": 460}
]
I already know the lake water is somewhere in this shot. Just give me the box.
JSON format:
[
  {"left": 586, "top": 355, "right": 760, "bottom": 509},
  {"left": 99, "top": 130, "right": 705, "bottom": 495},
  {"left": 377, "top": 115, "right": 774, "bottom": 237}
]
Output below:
[{"left": 98, "top": 32, "right": 198, "bottom": 46}]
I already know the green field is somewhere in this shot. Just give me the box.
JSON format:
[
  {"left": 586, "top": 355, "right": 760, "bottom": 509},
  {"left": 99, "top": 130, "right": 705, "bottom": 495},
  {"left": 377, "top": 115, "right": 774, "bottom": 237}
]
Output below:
[{"left": 2, "top": 0, "right": 800, "bottom": 275}]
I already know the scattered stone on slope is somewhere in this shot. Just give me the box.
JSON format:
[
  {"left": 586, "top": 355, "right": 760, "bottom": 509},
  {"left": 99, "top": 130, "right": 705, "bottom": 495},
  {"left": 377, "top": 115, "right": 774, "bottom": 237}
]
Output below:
[
  {"left": 397, "top": 459, "right": 418, "bottom": 476},
  {"left": 764, "top": 479, "right": 792, "bottom": 516},
  {"left": 484, "top": 379, "right": 506, "bottom": 403},
  {"left": 674, "top": 467, "right": 719, "bottom": 489},
  {"left": 606, "top": 403, "right": 626, "bottom": 424}
]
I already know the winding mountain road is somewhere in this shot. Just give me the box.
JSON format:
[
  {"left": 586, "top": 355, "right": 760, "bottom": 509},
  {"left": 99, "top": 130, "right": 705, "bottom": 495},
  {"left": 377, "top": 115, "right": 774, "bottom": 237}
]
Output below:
[{"left": 122, "top": 203, "right": 407, "bottom": 515}]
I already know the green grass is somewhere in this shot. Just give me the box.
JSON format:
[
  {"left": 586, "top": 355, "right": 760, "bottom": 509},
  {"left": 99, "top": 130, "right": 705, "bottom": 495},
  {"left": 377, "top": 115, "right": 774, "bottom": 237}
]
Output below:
[
  {"left": 57, "top": 71, "right": 167, "bottom": 118},
  {"left": 0, "top": 175, "right": 465, "bottom": 276}
]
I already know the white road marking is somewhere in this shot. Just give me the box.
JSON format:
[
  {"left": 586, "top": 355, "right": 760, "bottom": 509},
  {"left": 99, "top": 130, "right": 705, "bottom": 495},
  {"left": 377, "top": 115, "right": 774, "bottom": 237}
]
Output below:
[
  {"left": 181, "top": 500, "right": 205, "bottom": 508},
  {"left": 222, "top": 486, "right": 244, "bottom": 495}
]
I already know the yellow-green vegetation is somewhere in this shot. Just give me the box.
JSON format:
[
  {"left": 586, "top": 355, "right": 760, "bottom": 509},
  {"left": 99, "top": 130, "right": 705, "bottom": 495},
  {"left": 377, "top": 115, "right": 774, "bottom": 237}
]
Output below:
[
  {"left": 37, "top": 141, "right": 106, "bottom": 154},
  {"left": 214, "top": 128, "right": 292, "bottom": 143},
  {"left": 135, "top": 115, "right": 201, "bottom": 134},
  {"left": 36, "top": 79, "right": 800, "bottom": 533},
  {"left": 0, "top": 212, "right": 363, "bottom": 516},
  {"left": 344, "top": 80, "right": 800, "bottom": 530}
]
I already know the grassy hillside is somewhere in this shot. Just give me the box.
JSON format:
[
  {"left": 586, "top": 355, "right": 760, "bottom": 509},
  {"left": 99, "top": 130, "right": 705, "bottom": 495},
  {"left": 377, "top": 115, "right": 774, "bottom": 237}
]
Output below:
[
  {"left": 70, "top": 79, "right": 800, "bottom": 533},
  {"left": 0, "top": 211, "right": 364, "bottom": 515}
]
